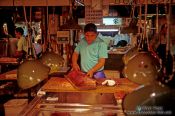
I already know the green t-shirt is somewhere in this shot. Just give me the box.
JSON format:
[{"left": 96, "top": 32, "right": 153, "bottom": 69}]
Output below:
[{"left": 75, "top": 37, "right": 108, "bottom": 72}]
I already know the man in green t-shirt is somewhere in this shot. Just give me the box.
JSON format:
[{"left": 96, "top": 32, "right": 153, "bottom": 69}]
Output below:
[{"left": 72, "top": 23, "right": 108, "bottom": 79}]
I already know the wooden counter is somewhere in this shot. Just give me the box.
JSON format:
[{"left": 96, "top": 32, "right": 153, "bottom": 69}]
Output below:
[
  {"left": 0, "top": 57, "right": 19, "bottom": 64},
  {"left": 20, "top": 77, "right": 139, "bottom": 116},
  {"left": 41, "top": 77, "right": 139, "bottom": 99},
  {"left": 0, "top": 69, "right": 17, "bottom": 81},
  {"left": 0, "top": 57, "right": 19, "bottom": 73}
]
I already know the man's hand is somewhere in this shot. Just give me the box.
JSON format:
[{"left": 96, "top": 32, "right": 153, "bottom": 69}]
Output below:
[
  {"left": 86, "top": 69, "right": 95, "bottom": 78},
  {"left": 13, "top": 51, "right": 23, "bottom": 58},
  {"left": 72, "top": 52, "right": 80, "bottom": 71},
  {"left": 72, "top": 63, "right": 80, "bottom": 71}
]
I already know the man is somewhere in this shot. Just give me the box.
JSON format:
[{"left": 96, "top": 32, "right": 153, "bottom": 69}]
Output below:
[
  {"left": 150, "top": 24, "right": 167, "bottom": 66},
  {"left": 14, "top": 27, "right": 28, "bottom": 59},
  {"left": 72, "top": 23, "right": 108, "bottom": 79}
]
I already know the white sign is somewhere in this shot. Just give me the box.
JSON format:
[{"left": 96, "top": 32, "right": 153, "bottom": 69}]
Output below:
[
  {"left": 57, "top": 31, "right": 69, "bottom": 37},
  {"left": 103, "top": 17, "right": 122, "bottom": 25},
  {"left": 57, "top": 31, "right": 69, "bottom": 43}
]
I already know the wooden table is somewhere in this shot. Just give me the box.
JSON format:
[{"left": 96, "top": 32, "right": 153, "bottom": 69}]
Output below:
[
  {"left": 0, "top": 57, "right": 19, "bottom": 73},
  {"left": 0, "top": 69, "right": 17, "bottom": 97},
  {"left": 19, "top": 77, "right": 139, "bottom": 116},
  {"left": 41, "top": 77, "right": 139, "bottom": 99},
  {"left": 0, "top": 57, "right": 19, "bottom": 64},
  {"left": 0, "top": 69, "right": 17, "bottom": 81}
]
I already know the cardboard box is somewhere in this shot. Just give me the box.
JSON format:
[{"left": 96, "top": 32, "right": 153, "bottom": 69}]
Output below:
[
  {"left": 4, "top": 99, "right": 28, "bottom": 116},
  {"left": 104, "top": 70, "right": 120, "bottom": 78}
]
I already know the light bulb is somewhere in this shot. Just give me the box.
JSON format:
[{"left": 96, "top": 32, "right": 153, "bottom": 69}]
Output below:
[
  {"left": 123, "top": 83, "right": 174, "bottom": 116},
  {"left": 17, "top": 60, "right": 50, "bottom": 89},
  {"left": 123, "top": 52, "right": 160, "bottom": 85},
  {"left": 40, "top": 52, "right": 64, "bottom": 74}
]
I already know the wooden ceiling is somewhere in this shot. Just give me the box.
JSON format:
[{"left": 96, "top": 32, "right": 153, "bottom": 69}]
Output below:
[{"left": 0, "top": 0, "right": 175, "bottom": 7}]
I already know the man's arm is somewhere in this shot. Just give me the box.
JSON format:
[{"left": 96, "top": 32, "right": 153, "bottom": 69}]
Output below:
[
  {"left": 86, "top": 58, "right": 106, "bottom": 77},
  {"left": 13, "top": 51, "right": 23, "bottom": 58},
  {"left": 72, "top": 52, "right": 80, "bottom": 71}
]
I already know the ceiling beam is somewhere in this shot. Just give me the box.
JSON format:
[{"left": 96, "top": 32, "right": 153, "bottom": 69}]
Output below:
[{"left": 0, "top": 0, "right": 70, "bottom": 6}]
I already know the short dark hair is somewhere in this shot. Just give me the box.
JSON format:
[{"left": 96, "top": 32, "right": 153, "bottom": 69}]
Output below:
[
  {"left": 84, "top": 23, "right": 97, "bottom": 33},
  {"left": 15, "top": 27, "right": 24, "bottom": 35}
]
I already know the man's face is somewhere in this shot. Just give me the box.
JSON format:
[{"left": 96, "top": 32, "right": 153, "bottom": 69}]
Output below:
[
  {"left": 15, "top": 31, "right": 21, "bottom": 39},
  {"left": 85, "top": 31, "right": 97, "bottom": 44}
]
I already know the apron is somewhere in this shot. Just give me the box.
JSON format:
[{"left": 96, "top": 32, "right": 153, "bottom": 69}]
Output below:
[{"left": 93, "top": 71, "right": 106, "bottom": 79}]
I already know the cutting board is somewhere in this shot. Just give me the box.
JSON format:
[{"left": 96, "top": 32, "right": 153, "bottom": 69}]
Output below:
[
  {"left": 65, "top": 75, "right": 97, "bottom": 90},
  {"left": 41, "top": 77, "right": 139, "bottom": 94}
]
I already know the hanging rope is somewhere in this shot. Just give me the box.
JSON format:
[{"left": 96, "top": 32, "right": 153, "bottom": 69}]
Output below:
[
  {"left": 138, "top": 3, "right": 142, "bottom": 34},
  {"left": 51, "top": 7, "right": 55, "bottom": 24},
  {"left": 23, "top": 4, "right": 37, "bottom": 59},
  {"left": 143, "top": 0, "right": 148, "bottom": 39},
  {"left": 156, "top": 4, "right": 159, "bottom": 34},
  {"left": 144, "top": 1, "right": 149, "bottom": 49},
  {"left": 23, "top": 6, "right": 28, "bottom": 26},
  {"left": 46, "top": 0, "right": 50, "bottom": 44},
  {"left": 130, "top": 3, "right": 135, "bottom": 19},
  {"left": 165, "top": 0, "right": 171, "bottom": 52},
  {"left": 46, "top": 0, "right": 54, "bottom": 52}
]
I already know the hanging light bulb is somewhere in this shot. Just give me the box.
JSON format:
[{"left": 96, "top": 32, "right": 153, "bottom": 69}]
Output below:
[
  {"left": 17, "top": 60, "right": 50, "bottom": 89},
  {"left": 122, "top": 1, "right": 143, "bottom": 65},
  {"left": 123, "top": 33, "right": 160, "bottom": 85},
  {"left": 39, "top": 5, "right": 68, "bottom": 75},
  {"left": 17, "top": 6, "right": 50, "bottom": 90},
  {"left": 123, "top": 51, "right": 160, "bottom": 85},
  {"left": 123, "top": 2, "right": 175, "bottom": 116},
  {"left": 17, "top": 30, "right": 50, "bottom": 90},
  {"left": 123, "top": 1, "right": 161, "bottom": 85},
  {"left": 40, "top": 51, "right": 64, "bottom": 74},
  {"left": 122, "top": 83, "right": 174, "bottom": 116},
  {"left": 123, "top": 32, "right": 160, "bottom": 85}
]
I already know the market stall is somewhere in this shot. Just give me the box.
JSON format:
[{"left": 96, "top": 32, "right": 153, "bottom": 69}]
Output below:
[{"left": 0, "top": 0, "right": 175, "bottom": 116}]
